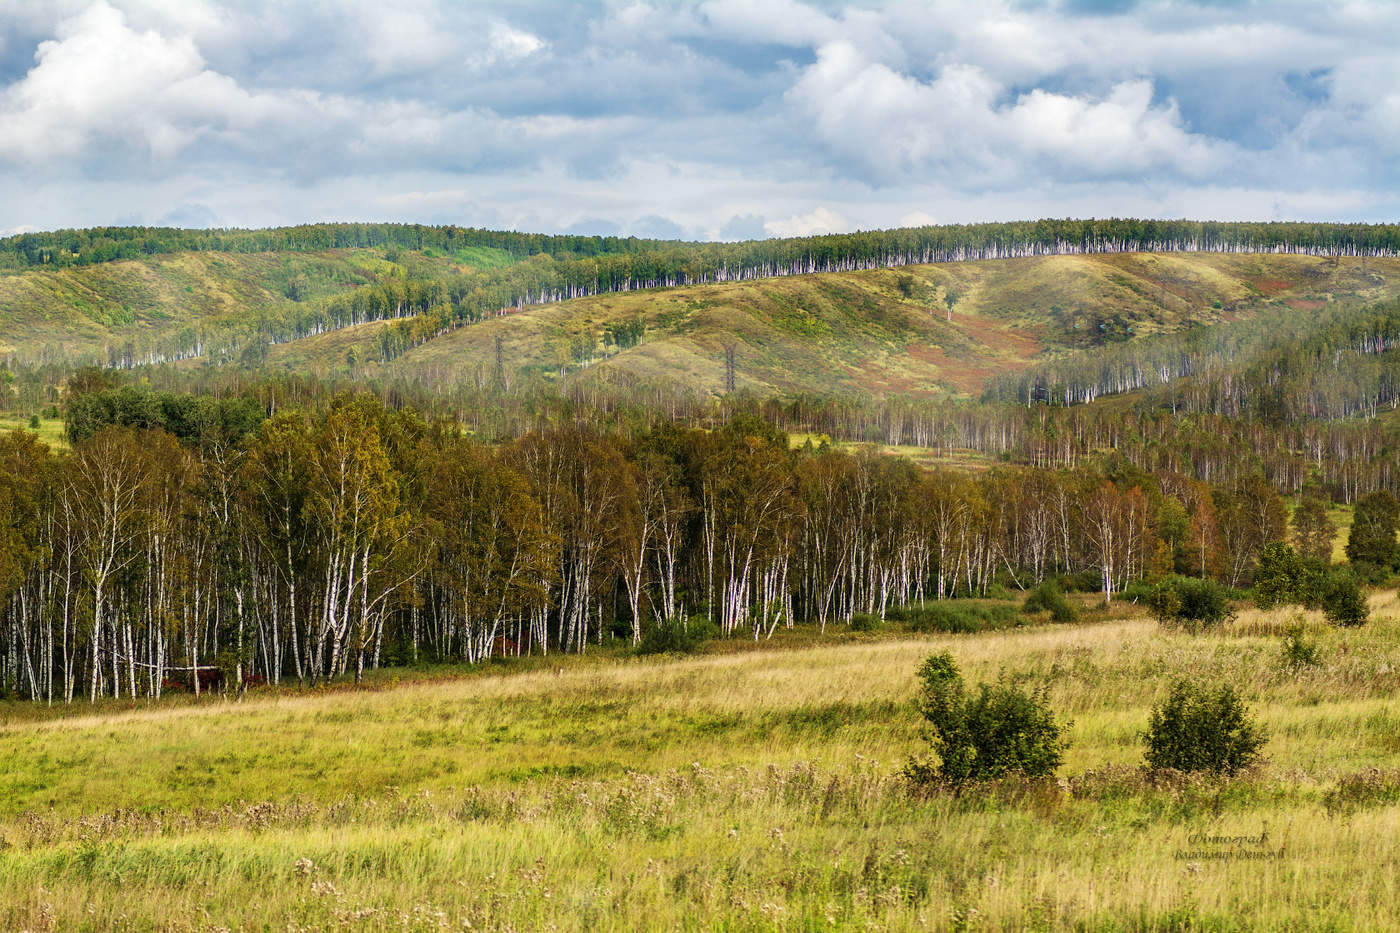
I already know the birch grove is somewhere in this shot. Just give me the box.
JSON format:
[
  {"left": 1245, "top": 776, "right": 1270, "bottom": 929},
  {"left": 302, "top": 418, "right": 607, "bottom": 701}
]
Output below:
[{"left": 0, "top": 396, "right": 1288, "bottom": 702}]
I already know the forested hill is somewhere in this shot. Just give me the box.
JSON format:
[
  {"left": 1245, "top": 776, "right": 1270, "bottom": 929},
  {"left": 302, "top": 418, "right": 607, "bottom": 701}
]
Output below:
[{"left": 5, "top": 218, "right": 1400, "bottom": 273}]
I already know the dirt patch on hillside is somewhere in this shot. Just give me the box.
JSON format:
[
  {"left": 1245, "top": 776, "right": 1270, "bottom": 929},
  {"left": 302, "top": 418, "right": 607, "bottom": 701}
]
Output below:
[
  {"left": 897, "top": 342, "right": 1004, "bottom": 395},
  {"left": 951, "top": 314, "right": 1043, "bottom": 360},
  {"left": 1250, "top": 277, "right": 1298, "bottom": 296}
]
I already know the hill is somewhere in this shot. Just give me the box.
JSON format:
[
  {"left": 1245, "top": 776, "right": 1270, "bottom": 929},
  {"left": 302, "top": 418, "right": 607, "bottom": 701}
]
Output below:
[
  {"left": 4, "top": 602, "right": 1400, "bottom": 929},
  {"left": 3, "top": 219, "right": 1400, "bottom": 399},
  {"left": 0, "top": 246, "right": 512, "bottom": 363},
  {"left": 275, "top": 252, "right": 1400, "bottom": 399}
]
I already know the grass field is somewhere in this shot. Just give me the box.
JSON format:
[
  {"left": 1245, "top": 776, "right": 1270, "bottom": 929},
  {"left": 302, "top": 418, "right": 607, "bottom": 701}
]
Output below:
[
  {"left": 0, "top": 413, "right": 67, "bottom": 449},
  {"left": 4, "top": 594, "right": 1400, "bottom": 931}
]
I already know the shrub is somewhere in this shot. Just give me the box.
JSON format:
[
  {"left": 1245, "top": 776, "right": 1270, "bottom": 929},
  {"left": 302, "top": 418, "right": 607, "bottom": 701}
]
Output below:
[
  {"left": 983, "top": 582, "right": 1017, "bottom": 601},
  {"left": 1279, "top": 622, "right": 1323, "bottom": 671},
  {"left": 1065, "top": 568, "right": 1103, "bottom": 593},
  {"left": 1254, "top": 543, "right": 1317, "bottom": 610},
  {"left": 1148, "top": 576, "right": 1233, "bottom": 630},
  {"left": 1022, "top": 580, "right": 1077, "bottom": 623},
  {"left": 904, "top": 651, "right": 1067, "bottom": 786},
  {"left": 1143, "top": 680, "right": 1267, "bottom": 775},
  {"left": 636, "top": 616, "right": 717, "bottom": 655},
  {"left": 1116, "top": 579, "right": 1158, "bottom": 604},
  {"left": 887, "top": 602, "right": 1023, "bottom": 634},
  {"left": 847, "top": 612, "right": 881, "bottom": 632},
  {"left": 1320, "top": 568, "right": 1369, "bottom": 627}
]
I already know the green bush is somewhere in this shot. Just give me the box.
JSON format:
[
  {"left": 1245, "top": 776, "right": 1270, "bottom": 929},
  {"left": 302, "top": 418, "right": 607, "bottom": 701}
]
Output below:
[
  {"left": 1253, "top": 543, "right": 1328, "bottom": 610},
  {"left": 887, "top": 602, "right": 1024, "bottom": 634},
  {"left": 1320, "top": 568, "right": 1369, "bottom": 627},
  {"left": 904, "top": 651, "right": 1068, "bottom": 786},
  {"left": 1065, "top": 569, "right": 1104, "bottom": 593},
  {"left": 1279, "top": 622, "right": 1323, "bottom": 671},
  {"left": 1143, "top": 680, "right": 1267, "bottom": 774},
  {"left": 983, "top": 581, "right": 1017, "bottom": 601},
  {"left": 848, "top": 612, "right": 882, "bottom": 632},
  {"left": 1116, "top": 580, "right": 1158, "bottom": 604},
  {"left": 636, "top": 616, "right": 718, "bottom": 655},
  {"left": 1148, "top": 576, "right": 1234, "bottom": 630},
  {"left": 1022, "top": 580, "right": 1077, "bottom": 622}
]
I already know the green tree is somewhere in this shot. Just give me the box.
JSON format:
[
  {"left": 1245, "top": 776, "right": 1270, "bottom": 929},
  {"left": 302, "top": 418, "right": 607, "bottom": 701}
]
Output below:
[
  {"left": 1292, "top": 497, "right": 1335, "bottom": 562},
  {"left": 1253, "top": 543, "right": 1327, "bottom": 610},
  {"left": 1345, "top": 491, "right": 1398, "bottom": 575},
  {"left": 1320, "top": 568, "right": 1369, "bottom": 627}
]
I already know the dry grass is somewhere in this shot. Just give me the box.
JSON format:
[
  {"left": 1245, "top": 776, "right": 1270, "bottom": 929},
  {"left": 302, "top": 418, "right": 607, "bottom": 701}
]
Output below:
[{"left": 4, "top": 603, "right": 1400, "bottom": 929}]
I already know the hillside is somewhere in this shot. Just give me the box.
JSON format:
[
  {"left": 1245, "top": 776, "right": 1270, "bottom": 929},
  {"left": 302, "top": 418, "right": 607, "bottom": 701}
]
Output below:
[
  {"left": 0, "top": 245, "right": 511, "bottom": 363},
  {"left": 270, "top": 252, "right": 1400, "bottom": 399}
]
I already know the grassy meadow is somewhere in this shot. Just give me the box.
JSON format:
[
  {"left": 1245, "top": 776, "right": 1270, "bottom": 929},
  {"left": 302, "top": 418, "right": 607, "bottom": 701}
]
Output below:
[
  {"left": 0, "top": 413, "right": 67, "bottom": 449},
  {"left": 4, "top": 595, "right": 1400, "bottom": 930}
]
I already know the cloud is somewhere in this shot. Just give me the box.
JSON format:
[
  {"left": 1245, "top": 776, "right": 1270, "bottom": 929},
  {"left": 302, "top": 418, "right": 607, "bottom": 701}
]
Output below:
[
  {"left": 785, "top": 40, "right": 1230, "bottom": 186},
  {"left": 718, "top": 213, "right": 768, "bottom": 241},
  {"left": 157, "top": 201, "right": 221, "bottom": 227},
  {"left": 0, "top": 2, "right": 210, "bottom": 163},
  {"left": 0, "top": 0, "right": 1397, "bottom": 235},
  {"left": 899, "top": 211, "right": 938, "bottom": 228},
  {"left": 765, "top": 207, "right": 849, "bottom": 238},
  {"left": 630, "top": 214, "right": 687, "bottom": 239}
]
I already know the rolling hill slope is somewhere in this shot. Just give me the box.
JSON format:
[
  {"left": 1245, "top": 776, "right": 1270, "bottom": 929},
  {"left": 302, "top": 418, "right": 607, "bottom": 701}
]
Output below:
[
  {"left": 0, "top": 246, "right": 511, "bottom": 362},
  {"left": 2, "top": 238, "right": 1398, "bottom": 402},
  {"left": 269, "top": 252, "right": 1400, "bottom": 399}
]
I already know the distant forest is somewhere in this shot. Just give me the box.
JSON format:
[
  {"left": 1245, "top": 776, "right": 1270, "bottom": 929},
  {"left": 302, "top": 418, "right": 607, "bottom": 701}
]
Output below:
[{"left": 6, "top": 219, "right": 1400, "bottom": 272}]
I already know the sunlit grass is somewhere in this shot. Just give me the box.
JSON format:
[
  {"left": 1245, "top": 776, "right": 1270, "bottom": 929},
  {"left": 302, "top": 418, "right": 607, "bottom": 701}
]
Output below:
[
  {"left": 0, "top": 414, "right": 67, "bottom": 449},
  {"left": 5, "top": 602, "right": 1400, "bottom": 929}
]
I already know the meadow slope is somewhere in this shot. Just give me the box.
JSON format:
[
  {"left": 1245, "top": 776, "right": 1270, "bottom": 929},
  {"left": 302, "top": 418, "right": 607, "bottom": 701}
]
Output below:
[
  {"left": 304, "top": 252, "right": 1400, "bottom": 399},
  {"left": 4, "top": 597, "right": 1400, "bottom": 931},
  {"left": 0, "top": 246, "right": 511, "bottom": 361}
]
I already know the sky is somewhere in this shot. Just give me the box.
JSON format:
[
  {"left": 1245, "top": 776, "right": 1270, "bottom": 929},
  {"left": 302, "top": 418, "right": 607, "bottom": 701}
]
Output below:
[{"left": 0, "top": 0, "right": 1397, "bottom": 239}]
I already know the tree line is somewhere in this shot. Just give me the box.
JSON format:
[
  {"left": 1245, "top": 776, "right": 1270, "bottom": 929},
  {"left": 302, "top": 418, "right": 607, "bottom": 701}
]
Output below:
[
  {"left": 6, "top": 219, "right": 1400, "bottom": 273},
  {"left": 0, "top": 393, "right": 1308, "bottom": 703}
]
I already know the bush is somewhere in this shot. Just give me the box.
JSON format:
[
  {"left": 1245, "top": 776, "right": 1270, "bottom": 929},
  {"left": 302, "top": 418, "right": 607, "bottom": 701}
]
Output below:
[
  {"left": 983, "top": 582, "right": 1017, "bottom": 601},
  {"left": 1279, "top": 622, "right": 1323, "bottom": 671},
  {"left": 904, "top": 651, "right": 1068, "bottom": 786},
  {"left": 1253, "top": 543, "right": 1327, "bottom": 610},
  {"left": 887, "top": 602, "right": 1023, "bottom": 634},
  {"left": 848, "top": 612, "right": 882, "bottom": 632},
  {"left": 1148, "top": 576, "right": 1234, "bottom": 630},
  {"left": 1116, "top": 579, "right": 1158, "bottom": 604},
  {"left": 636, "top": 616, "right": 718, "bottom": 655},
  {"left": 1143, "top": 680, "right": 1267, "bottom": 775},
  {"left": 1022, "top": 580, "right": 1077, "bottom": 623},
  {"left": 1065, "top": 569, "right": 1104, "bottom": 593},
  {"left": 1320, "top": 568, "right": 1369, "bottom": 627}
]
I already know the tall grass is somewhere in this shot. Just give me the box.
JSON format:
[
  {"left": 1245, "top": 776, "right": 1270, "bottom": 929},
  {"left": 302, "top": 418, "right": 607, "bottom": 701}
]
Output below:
[{"left": 4, "top": 601, "right": 1400, "bottom": 929}]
